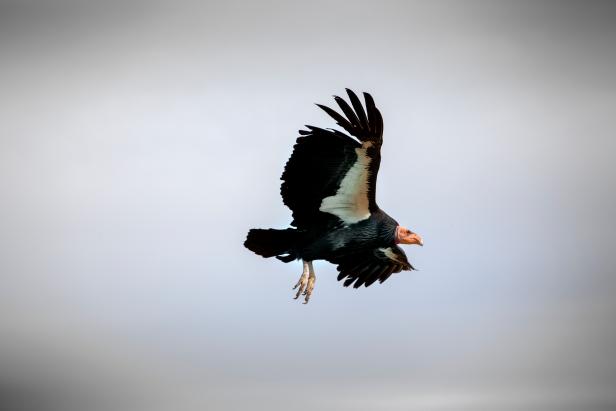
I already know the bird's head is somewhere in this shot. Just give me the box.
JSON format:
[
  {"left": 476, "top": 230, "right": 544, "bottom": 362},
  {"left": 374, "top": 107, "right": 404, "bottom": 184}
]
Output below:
[{"left": 395, "top": 226, "right": 423, "bottom": 246}]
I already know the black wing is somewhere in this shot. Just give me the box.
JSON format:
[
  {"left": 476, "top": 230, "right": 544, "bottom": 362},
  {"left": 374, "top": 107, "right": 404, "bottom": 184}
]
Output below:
[
  {"left": 280, "top": 89, "right": 385, "bottom": 229},
  {"left": 332, "top": 245, "right": 414, "bottom": 288}
]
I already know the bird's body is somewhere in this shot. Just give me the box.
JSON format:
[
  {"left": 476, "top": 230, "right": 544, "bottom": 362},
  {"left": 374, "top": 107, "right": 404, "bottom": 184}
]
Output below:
[
  {"left": 245, "top": 89, "right": 422, "bottom": 303},
  {"left": 290, "top": 209, "right": 399, "bottom": 262}
]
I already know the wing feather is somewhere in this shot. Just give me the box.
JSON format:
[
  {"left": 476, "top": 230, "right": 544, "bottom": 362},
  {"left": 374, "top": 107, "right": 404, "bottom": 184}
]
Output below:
[
  {"left": 315, "top": 104, "right": 355, "bottom": 135},
  {"left": 363, "top": 92, "right": 383, "bottom": 139},
  {"left": 332, "top": 245, "right": 414, "bottom": 288},
  {"left": 346, "top": 88, "right": 369, "bottom": 131},
  {"left": 365, "top": 266, "right": 389, "bottom": 287},
  {"left": 281, "top": 90, "right": 385, "bottom": 227},
  {"left": 334, "top": 96, "right": 361, "bottom": 133}
]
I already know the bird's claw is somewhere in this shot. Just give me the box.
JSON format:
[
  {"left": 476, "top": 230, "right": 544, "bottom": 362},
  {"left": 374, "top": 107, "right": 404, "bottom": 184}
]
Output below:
[
  {"left": 302, "top": 276, "right": 315, "bottom": 304},
  {"left": 293, "top": 261, "right": 316, "bottom": 304},
  {"left": 293, "top": 272, "right": 308, "bottom": 299}
]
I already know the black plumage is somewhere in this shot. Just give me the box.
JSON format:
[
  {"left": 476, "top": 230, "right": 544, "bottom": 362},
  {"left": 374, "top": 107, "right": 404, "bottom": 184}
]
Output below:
[{"left": 244, "top": 89, "right": 417, "bottom": 290}]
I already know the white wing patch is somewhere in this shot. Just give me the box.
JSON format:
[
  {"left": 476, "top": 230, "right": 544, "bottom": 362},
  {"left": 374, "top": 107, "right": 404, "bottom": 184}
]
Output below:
[
  {"left": 319, "top": 142, "right": 372, "bottom": 225},
  {"left": 378, "top": 247, "right": 404, "bottom": 264}
]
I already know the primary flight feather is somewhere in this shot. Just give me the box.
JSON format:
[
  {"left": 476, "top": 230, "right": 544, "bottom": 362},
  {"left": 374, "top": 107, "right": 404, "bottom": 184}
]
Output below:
[{"left": 244, "top": 89, "right": 423, "bottom": 303}]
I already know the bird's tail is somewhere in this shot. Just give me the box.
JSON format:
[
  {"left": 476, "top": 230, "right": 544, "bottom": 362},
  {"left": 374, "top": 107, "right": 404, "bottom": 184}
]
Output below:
[{"left": 244, "top": 228, "right": 299, "bottom": 262}]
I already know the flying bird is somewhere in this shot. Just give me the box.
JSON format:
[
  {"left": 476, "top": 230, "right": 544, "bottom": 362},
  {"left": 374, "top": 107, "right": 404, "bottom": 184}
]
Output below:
[{"left": 244, "top": 89, "right": 423, "bottom": 303}]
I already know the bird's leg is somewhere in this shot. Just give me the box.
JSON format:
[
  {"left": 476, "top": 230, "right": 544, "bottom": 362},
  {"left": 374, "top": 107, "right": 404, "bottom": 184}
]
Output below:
[
  {"left": 293, "top": 260, "right": 310, "bottom": 299},
  {"left": 302, "top": 261, "right": 316, "bottom": 304}
]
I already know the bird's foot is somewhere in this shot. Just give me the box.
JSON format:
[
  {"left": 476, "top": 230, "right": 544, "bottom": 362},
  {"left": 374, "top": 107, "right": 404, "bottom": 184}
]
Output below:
[
  {"left": 293, "top": 260, "right": 315, "bottom": 304},
  {"left": 293, "top": 271, "right": 308, "bottom": 299},
  {"left": 302, "top": 274, "right": 316, "bottom": 304}
]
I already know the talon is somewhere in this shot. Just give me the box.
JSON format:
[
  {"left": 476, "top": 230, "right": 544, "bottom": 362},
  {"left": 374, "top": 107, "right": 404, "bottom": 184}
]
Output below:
[
  {"left": 294, "top": 284, "right": 305, "bottom": 299},
  {"left": 292, "top": 260, "right": 316, "bottom": 303},
  {"left": 303, "top": 277, "right": 315, "bottom": 303}
]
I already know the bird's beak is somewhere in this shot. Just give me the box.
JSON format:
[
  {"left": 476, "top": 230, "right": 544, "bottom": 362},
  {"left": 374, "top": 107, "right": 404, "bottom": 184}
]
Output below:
[
  {"left": 396, "top": 226, "right": 424, "bottom": 246},
  {"left": 410, "top": 233, "right": 423, "bottom": 246}
]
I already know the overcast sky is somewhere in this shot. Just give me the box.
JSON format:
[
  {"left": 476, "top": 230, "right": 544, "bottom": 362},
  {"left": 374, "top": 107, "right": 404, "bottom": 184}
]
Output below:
[{"left": 1, "top": 1, "right": 615, "bottom": 410}]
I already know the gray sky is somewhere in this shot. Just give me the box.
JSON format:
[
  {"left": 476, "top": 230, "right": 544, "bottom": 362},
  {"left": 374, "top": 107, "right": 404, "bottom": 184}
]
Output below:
[{"left": 1, "top": 1, "right": 615, "bottom": 410}]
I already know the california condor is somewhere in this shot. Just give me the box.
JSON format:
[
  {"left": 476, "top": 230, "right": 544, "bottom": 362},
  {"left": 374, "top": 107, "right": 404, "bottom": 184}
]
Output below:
[{"left": 244, "top": 89, "right": 423, "bottom": 303}]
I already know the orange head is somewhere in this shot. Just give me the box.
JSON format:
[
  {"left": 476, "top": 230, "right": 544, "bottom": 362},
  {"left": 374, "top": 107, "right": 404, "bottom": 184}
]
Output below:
[{"left": 395, "top": 226, "right": 423, "bottom": 246}]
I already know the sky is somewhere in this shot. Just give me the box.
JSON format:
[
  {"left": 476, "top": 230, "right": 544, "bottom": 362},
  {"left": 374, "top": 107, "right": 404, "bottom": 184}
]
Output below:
[{"left": 1, "top": 1, "right": 615, "bottom": 410}]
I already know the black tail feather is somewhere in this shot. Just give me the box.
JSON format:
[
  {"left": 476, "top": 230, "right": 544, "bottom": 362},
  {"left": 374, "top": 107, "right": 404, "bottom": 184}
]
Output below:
[{"left": 244, "top": 228, "right": 299, "bottom": 261}]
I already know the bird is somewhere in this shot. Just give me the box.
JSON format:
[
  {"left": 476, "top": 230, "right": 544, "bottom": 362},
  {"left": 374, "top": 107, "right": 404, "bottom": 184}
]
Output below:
[{"left": 244, "top": 89, "right": 423, "bottom": 303}]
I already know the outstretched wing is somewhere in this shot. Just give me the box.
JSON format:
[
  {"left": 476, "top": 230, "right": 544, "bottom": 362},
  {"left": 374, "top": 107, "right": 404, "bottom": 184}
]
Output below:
[
  {"left": 280, "top": 89, "right": 384, "bottom": 229},
  {"left": 331, "top": 245, "right": 414, "bottom": 288}
]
